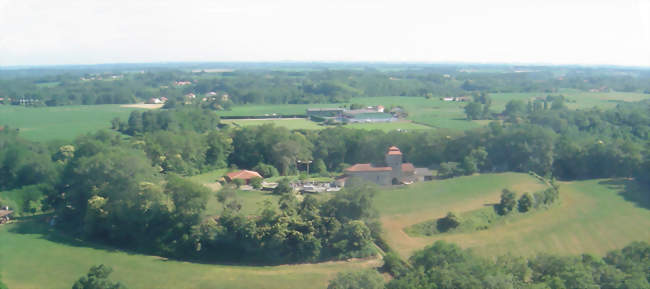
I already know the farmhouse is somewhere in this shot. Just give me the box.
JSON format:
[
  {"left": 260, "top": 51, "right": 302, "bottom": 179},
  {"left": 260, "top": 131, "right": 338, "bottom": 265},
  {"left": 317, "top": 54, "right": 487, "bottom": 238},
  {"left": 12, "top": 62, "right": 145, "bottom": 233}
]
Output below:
[
  {"left": 225, "top": 170, "right": 263, "bottom": 184},
  {"left": 343, "top": 146, "right": 430, "bottom": 186}
]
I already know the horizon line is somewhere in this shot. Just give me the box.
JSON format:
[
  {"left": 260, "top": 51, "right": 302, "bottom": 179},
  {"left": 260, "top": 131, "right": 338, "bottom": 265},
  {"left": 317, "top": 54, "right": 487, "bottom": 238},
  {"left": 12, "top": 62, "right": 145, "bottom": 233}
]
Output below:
[{"left": 2, "top": 60, "right": 650, "bottom": 71}]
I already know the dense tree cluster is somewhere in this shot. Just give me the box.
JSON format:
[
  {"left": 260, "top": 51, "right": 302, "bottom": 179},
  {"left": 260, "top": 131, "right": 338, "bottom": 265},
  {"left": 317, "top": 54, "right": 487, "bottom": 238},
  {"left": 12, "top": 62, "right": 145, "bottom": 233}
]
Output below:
[
  {"left": 195, "top": 182, "right": 380, "bottom": 263},
  {"left": 116, "top": 107, "right": 220, "bottom": 136},
  {"left": 1, "top": 128, "right": 381, "bottom": 263},
  {"left": 72, "top": 265, "right": 127, "bottom": 289},
  {"left": 0, "top": 128, "right": 58, "bottom": 191},
  {"left": 383, "top": 240, "right": 650, "bottom": 289}
]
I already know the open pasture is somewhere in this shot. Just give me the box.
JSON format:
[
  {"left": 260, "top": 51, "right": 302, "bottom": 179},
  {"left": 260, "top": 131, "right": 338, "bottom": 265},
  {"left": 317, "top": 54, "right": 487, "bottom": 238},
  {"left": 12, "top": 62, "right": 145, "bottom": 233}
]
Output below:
[
  {"left": 0, "top": 220, "right": 379, "bottom": 289},
  {"left": 0, "top": 105, "right": 139, "bottom": 142},
  {"left": 489, "top": 90, "right": 650, "bottom": 111},
  {"left": 375, "top": 174, "right": 650, "bottom": 259}
]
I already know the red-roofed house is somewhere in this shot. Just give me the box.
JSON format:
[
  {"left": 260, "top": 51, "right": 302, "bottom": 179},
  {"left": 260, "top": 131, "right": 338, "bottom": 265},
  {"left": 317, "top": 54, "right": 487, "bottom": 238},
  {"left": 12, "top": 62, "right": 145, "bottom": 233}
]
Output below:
[
  {"left": 343, "top": 146, "right": 418, "bottom": 186},
  {"left": 225, "top": 170, "right": 263, "bottom": 184}
]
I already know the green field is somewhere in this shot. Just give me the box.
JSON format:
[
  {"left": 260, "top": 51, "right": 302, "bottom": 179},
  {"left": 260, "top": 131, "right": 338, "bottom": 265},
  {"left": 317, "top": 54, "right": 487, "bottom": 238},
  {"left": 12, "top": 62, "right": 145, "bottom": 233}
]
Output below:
[
  {"left": 0, "top": 105, "right": 140, "bottom": 142},
  {"left": 376, "top": 174, "right": 650, "bottom": 258},
  {"left": 2, "top": 91, "right": 647, "bottom": 142},
  {"left": 489, "top": 90, "right": 650, "bottom": 111},
  {"left": 0, "top": 219, "right": 379, "bottom": 289}
]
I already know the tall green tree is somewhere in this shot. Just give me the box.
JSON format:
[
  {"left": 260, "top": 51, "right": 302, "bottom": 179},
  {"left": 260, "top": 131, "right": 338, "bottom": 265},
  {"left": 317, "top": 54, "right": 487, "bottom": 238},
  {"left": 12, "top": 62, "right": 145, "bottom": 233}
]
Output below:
[
  {"left": 72, "top": 265, "right": 127, "bottom": 289},
  {"left": 327, "top": 269, "right": 384, "bottom": 289},
  {"left": 499, "top": 189, "right": 517, "bottom": 215}
]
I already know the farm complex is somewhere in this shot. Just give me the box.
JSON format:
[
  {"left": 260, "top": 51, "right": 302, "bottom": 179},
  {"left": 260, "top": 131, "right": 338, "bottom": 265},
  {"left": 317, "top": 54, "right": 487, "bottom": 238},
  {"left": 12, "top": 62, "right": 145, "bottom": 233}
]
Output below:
[{"left": 341, "top": 146, "right": 431, "bottom": 186}]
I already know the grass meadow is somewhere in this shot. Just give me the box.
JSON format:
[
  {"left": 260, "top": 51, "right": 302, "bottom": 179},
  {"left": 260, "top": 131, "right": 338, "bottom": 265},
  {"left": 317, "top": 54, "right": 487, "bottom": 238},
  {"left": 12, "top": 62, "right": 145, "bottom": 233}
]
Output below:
[
  {"left": 0, "top": 219, "right": 379, "bottom": 289},
  {"left": 0, "top": 105, "right": 139, "bottom": 142},
  {"left": 376, "top": 174, "right": 650, "bottom": 258}
]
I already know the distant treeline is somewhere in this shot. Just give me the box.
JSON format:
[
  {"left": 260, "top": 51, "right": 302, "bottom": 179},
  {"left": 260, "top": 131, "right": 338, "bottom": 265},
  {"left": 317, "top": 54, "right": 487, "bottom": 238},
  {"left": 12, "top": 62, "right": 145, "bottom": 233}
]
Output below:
[{"left": 1, "top": 65, "right": 650, "bottom": 106}]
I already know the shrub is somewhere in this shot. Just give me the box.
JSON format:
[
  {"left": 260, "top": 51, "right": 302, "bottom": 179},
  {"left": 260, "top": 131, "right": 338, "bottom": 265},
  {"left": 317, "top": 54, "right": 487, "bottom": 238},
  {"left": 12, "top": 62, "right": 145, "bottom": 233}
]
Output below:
[
  {"left": 437, "top": 212, "right": 461, "bottom": 232},
  {"left": 249, "top": 177, "right": 262, "bottom": 189},
  {"left": 327, "top": 269, "right": 384, "bottom": 289},
  {"left": 232, "top": 178, "right": 245, "bottom": 188},
  {"left": 518, "top": 192, "right": 534, "bottom": 213},
  {"left": 498, "top": 189, "right": 517, "bottom": 215},
  {"left": 273, "top": 178, "right": 292, "bottom": 195},
  {"left": 253, "top": 162, "right": 279, "bottom": 178},
  {"left": 72, "top": 264, "right": 128, "bottom": 289},
  {"left": 382, "top": 252, "right": 410, "bottom": 277}
]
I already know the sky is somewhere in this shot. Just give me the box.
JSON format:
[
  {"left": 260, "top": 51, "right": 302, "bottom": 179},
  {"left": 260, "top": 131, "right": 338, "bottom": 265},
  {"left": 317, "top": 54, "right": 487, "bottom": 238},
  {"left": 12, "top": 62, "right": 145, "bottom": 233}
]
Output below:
[{"left": 1, "top": 0, "right": 649, "bottom": 67}]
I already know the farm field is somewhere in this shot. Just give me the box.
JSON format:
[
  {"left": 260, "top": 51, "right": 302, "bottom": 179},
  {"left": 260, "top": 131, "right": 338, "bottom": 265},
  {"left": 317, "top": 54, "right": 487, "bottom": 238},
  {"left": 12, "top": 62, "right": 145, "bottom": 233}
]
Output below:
[
  {"left": 0, "top": 220, "right": 379, "bottom": 289},
  {"left": 489, "top": 90, "right": 650, "bottom": 111},
  {"left": 376, "top": 174, "right": 650, "bottom": 258},
  {"left": 3, "top": 91, "right": 647, "bottom": 142},
  {"left": 219, "top": 92, "right": 650, "bottom": 132},
  {"left": 0, "top": 105, "right": 140, "bottom": 142}
]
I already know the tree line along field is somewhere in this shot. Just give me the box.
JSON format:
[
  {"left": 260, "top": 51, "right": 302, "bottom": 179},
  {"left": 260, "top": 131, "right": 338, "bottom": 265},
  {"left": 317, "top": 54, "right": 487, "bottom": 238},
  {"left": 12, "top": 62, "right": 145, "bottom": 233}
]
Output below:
[
  {"left": 3, "top": 90, "right": 648, "bottom": 142},
  {"left": 0, "top": 219, "right": 380, "bottom": 289}
]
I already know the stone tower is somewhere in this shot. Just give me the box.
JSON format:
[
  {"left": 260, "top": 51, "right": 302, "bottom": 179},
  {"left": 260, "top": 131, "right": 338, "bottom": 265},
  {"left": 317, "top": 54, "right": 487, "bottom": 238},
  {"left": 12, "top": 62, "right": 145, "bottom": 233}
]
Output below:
[{"left": 385, "top": 146, "right": 403, "bottom": 181}]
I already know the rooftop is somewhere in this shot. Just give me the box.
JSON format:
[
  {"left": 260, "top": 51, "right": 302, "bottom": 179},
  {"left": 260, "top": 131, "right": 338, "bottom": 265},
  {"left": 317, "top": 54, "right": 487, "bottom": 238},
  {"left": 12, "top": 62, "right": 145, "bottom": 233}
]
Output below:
[
  {"left": 387, "top": 146, "right": 402, "bottom": 155},
  {"left": 345, "top": 163, "right": 392, "bottom": 172},
  {"left": 226, "top": 170, "right": 262, "bottom": 180},
  {"left": 401, "top": 163, "right": 415, "bottom": 172}
]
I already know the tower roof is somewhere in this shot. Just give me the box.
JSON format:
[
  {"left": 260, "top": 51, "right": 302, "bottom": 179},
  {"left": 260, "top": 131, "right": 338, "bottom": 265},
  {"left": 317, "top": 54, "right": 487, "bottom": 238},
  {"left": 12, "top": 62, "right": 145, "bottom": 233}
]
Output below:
[{"left": 387, "top": 146, "right": 402, "bottom": 155}]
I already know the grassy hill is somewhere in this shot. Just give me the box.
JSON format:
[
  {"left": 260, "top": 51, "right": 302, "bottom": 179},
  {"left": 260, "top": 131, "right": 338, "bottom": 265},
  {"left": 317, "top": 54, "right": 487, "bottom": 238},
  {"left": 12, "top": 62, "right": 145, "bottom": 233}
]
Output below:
[{"left": 376, "top": 174, "right": 650, "bottom": 258}]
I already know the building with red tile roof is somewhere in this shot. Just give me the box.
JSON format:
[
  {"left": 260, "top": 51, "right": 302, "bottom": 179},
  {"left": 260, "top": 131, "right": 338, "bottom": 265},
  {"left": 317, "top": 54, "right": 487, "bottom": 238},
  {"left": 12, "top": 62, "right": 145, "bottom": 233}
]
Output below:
[
  {"left": 225, "top": 170, "right": 263, "bottom": 184},
  {"left": 343, "top": 146, "right": 420, "bottom": 186}
]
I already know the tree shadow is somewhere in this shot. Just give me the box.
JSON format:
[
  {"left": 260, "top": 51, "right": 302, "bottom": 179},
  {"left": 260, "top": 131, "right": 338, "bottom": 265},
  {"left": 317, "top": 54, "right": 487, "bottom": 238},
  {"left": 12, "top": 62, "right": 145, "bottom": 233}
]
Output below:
[
  {"left": 6, "top": 214, "right": 324, "bottom": 267},
  {"left": 8, "top": 214, "right": 125, "bottom": 254},
  {"left": 598, "top": 179, "right": 650, "bottom": 210}
]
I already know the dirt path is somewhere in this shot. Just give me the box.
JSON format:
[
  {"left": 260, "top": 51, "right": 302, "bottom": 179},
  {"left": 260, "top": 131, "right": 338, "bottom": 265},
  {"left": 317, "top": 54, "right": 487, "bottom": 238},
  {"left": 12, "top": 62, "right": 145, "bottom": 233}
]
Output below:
[{"left": 381, "top": 191, "right": 505, "bottom": 257}]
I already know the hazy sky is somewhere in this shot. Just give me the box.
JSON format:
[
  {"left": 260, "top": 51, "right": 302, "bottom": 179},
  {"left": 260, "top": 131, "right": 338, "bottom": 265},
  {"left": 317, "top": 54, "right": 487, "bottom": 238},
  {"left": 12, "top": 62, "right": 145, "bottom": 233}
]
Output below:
[{"left": 1, "top": 0, "right": 649, "bottom": 66}]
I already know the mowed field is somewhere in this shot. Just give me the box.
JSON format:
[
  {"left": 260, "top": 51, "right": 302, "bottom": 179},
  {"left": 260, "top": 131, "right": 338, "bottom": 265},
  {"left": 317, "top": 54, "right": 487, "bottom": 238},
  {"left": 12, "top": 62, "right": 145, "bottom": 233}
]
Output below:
[
  {"left": 489, "top": 89, "right": 650, "bottom": 111},
  {"left": 0, "top": 220, "right": 380, "bottom": 289},
  {"left": 375, "top": 173, "right": 650, "bottom": 258},
  {"left": 0, "top": 105, "right": 140, "bottom": 142}
]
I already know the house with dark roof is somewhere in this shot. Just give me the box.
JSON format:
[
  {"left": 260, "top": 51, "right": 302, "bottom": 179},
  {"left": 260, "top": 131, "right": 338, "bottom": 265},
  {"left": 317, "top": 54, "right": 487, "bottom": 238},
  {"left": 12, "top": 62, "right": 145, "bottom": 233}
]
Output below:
[{"left": 343, "top": 146, "right": 422, "bottom": 186}]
